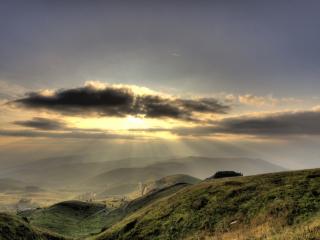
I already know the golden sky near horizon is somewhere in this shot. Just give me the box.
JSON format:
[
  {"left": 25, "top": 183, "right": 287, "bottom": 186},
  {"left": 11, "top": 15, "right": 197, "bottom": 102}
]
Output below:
[
  {"left": 1, "top": 1, "right": 320, "bottom": 169},
  {"left": 1, "top": 80, "right": 319, "bottom": 141}
]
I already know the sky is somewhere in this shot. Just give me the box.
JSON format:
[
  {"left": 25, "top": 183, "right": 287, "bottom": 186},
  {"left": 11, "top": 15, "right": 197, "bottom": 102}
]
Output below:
[{"left": 1, "top": 0, "right": 320, "bottom": 170}]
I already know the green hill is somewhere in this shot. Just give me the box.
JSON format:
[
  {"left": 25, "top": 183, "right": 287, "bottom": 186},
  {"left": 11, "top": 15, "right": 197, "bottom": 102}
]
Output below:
[
  {"left": 19, "top": 201, "right": 108, "bottom": 238},
  {"left": 142, "top": 174, "right": 200, "bottom": 195},
  {"left": 92, "top": 183, "right": 190, "bottom": 236},
  {"left": 19, "top": 183, "right": 189, "bottom": 239},
  {"left": 0, "top": 212, "right": 64, "bottom": 240},
  {"left": 92, "top": 169, "right": 320, "bottom": 240},
  {"left": 123, "top": 183, "right": 190, "bottom": 215},
  {"left": 85, "top": 166, "right": 198, "bottom": 194},
  {"left": 148, "top": 174, "right": 200, "bottom": 186},
  {"left": 95, "top": 174, "right": 199, "bottom": 198}
]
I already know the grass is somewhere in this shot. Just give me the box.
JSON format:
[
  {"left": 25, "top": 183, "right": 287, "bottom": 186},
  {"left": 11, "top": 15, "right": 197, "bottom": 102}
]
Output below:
[
  {"left": 4, "top": 169, "right": 320, "bottom": 239},
  {"left": 19, "top": 183, "right": 190, "bottom": 239},
  {"left": 92, "top": 168, "right": 320, "bottom": 240},
  {"left": 0, "top": 212, "right": 65, "bottom": 240},
  {"left": 19, "top": 200, "right": 108, "bottom": 239},
  {"left": 87, "top": 184, "right": 189, "bottom": 238},
  {"left": 143, "top": 174, "right": 200, "bottom": 193}
]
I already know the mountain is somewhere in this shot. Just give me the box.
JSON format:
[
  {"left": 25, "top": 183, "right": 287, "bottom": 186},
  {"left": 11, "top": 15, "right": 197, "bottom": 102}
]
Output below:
[
  {"left": 93, "top": 168, "right": 320, "bottom": 240},
  {"left": 85, "top": 167, "right": 165, "bottom": 190},
  {"left": 0, "top": 156, "right": 284, "bottom": 189},
  {"left": 0, "top": 156, "right": 160, "bottom": 188},
  {"left": 86, "top": 157, "right": 284, "bottom": 193},
  {"left": 142, "top": 174, "right": 201, "bottom": 195},
  {"left": 154, "top": 156, "right": 285, "bottom": 177},
  {"left": 96, "top": 174, "right": 199, "bottom": 200}
]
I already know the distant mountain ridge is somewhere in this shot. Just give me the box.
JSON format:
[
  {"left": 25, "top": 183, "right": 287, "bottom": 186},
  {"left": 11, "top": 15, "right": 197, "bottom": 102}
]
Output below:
[
  {"left": 85, "top": 157, "right": 285, "bottom": 193},
  {"left": 0, "top": 156, "right": 285, "bottom": 190}
]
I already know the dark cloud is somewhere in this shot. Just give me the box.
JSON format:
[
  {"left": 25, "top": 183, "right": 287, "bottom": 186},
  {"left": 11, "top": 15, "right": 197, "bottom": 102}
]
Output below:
[
  {"left": 217, "top": 110, "right": 320, "bottom": 136},
  {"left": 13, "top": 85, "right": 230, "bottom": 120},
  {"left": 137, "top": 95, "right": 191, "bottom": 120},
  {"left": 133, "top": 109, "right": 320, "bottom": 137},
  {"left": 0, "top": 129, "right": 138, "bottom": 140},
  {"left": 13, "top": 117, "right": 65, "bottom": 130},
  {"left": 14, "top": 87, "right": 134, "bottom": 117},
  {"left": 176, "top": 98, "right": 229, "bottom": 114}
]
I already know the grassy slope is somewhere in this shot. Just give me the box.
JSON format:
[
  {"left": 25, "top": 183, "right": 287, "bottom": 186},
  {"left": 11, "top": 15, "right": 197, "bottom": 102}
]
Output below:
[
  {"left": 84, "top": 183, "right": 190, "bottom": 237},
  {"left": 92, "top": 169, "right": 320, "bottom": 240},
  {"left": 97, "top": 174, "right": 199, "bottom": 198},
  {"left": 146, "top": 174, "right": 201, "bottom": 188},
  {"left": 122, "top": 183, "right": 190, "bottom": 217},
  {"left": 0, "top": 212, "right": 65, "bottom": 240},
  {"left": 20, "top": 201, "right": 107, "bottom": 239},
  {"left": 19, "top": 184, "right": 189, "bottom": 239}
]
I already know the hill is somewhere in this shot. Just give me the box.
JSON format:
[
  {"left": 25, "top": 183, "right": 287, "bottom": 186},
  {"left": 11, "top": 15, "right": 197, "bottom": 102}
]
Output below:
[
  {"left": 86, "top": 167, "right": 164, "bottom": 190},
  {"left": 121, "top": 183, "right": 190, "bottom": 216},
  {"left": 19, "top": 183, "right": 190, "bottom": 239},
  {"left": 81, "top": 183, "right": 191, "bottom": 239},
  {"left": 0, "top": 156, "right": 159, "bottom": 189},
  {"left": 89, "top": 173, "right": 200, "bottom": 198},
  {"left": 0, "top": 212, "right": 65, "bottom": 240},
  {"left": 86, "top": 157, "right": 284, "bottom": 193},
  {"left": 0, "top": 156, "right": 127, "bottom": 188},
  {"left": 0, "top": 156, "right": 284, "bottom": 190},
  {"left": 142, "top": 174, "right": 200, "bottom": 195},
  {"left": 158, "top": 156, "right": 285, "bottom": 178},
  {"left": 93, "top": 168, "right": 320, "bottom": 240},
  {"left": 19, "top": 201, "right": 107, "bottom": 238}
]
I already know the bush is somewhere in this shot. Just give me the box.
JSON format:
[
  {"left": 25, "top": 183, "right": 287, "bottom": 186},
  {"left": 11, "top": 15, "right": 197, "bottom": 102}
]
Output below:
[{"left": 208, "top": 171, "right": 243, "bottom": 179}]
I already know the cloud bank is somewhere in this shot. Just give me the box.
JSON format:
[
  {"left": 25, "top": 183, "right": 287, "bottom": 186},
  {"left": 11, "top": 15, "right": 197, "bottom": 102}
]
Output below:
[
  {"left": 13, "top": 83, "right": 229, "bottom": 121},
  {"left": 0, "top": 129, "right": 137, "bottom": 140},
  {"left": 136, "top": 109, "right": 320, "bottom": 137},
  {"left": 13, "top": 117, "right": 66, "bottom": 130}
]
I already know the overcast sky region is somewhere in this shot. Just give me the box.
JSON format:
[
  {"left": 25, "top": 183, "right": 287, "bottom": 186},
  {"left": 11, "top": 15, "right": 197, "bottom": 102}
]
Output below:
[{"left": 1, "top": 0, "right": 320, "bottom": 170}]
